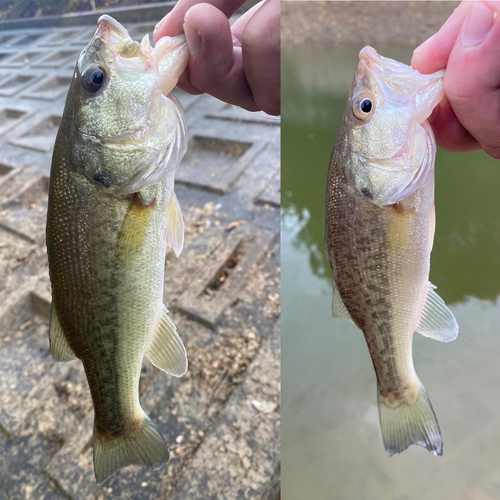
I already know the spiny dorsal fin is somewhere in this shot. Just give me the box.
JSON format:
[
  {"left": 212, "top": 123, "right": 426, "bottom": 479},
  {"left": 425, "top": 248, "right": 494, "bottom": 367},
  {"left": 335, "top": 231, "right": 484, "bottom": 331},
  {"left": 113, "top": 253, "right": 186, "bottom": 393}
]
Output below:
[
  {"left": 416, "top": 283, "right": 458, "bottom": 343},
  {"left": 332, "top": 280, "right": 354, "bottom": 323},
  {"left": 49, "top": 302, "right": 77, "bottom": 362},
  {"left": 145, "top": 305, "right": 187, "bottom": 377},
  {"left": 165, "top": 191, "right": 184, "bottom": 257}
]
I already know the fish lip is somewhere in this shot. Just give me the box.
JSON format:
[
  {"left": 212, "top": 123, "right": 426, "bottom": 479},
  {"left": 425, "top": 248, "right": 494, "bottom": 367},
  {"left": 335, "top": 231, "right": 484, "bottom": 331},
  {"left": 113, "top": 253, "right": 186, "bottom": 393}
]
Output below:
[
  {"left": 358, "top": 46, "right": 403, "bottom": 76},
  {"left": 95, "top": 14, "right": 131, "bottom": 44},
  {"left": 357, "top": 45, "right": 445, "bottom": 107},
  {"left": 358, "top": 46, "right": 445, "bottom": 80}
]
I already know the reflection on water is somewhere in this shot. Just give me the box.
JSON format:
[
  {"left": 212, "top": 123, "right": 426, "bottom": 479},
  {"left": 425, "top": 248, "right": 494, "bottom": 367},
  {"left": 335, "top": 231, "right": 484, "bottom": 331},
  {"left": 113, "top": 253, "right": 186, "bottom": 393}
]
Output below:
[{"left": 282, "top": 46, "right": 500, "bottom": 500}]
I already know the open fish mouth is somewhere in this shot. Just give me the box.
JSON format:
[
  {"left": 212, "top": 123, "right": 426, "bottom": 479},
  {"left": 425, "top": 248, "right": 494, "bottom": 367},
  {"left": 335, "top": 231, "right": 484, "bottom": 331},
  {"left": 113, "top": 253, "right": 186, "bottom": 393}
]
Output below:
[
  {"left": 358, "top": 46, "right": 445, "bottom": 91},
  {"left": 95, "top": 15, "right": 132, "bottom": 45}
]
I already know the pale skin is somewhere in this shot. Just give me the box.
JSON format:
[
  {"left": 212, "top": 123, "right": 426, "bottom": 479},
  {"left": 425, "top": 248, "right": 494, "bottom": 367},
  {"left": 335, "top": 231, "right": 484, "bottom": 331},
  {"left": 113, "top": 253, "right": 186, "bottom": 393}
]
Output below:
[
  {"left": 153, "top": 0, "right": 280, "bottom": 116},
  {"left": 412, "top": 0, "right": 500, "bottom": 159}
]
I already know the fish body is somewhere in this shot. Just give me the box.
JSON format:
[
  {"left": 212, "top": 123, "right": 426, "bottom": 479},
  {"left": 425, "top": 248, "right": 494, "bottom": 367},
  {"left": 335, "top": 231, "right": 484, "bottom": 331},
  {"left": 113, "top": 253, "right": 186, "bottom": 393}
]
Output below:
[
  {"left": 325, "top": 47, "right": 458, "bottom": 456},
  {"left": 46, "top": 16, "right": 188, "bottom": 484}
]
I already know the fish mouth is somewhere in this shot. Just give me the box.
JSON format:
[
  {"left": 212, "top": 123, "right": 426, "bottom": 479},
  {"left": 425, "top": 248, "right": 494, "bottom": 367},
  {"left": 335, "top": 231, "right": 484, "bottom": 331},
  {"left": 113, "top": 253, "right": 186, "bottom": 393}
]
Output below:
[
  {"left": 95, "top": 15, "right": 132, "bottom": 45},
  {"left": 78, "top": 17, "right": 134, "bottom": 71},
  {"left": 358, "top": 46, "right": 446, "bottom": 85},
  {"left": 357, "top": 46, "right": 445, "bottom": 118},
  {"left": 358, "top": 46, "right": 405, "bottom": 75}
]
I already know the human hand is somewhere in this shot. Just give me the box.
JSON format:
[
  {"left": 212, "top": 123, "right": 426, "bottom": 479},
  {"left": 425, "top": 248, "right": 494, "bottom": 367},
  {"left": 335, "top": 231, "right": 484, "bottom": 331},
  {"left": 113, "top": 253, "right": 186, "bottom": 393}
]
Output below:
[
  {"left": 153, "top": 0, "right": 280, "bottom": 116},
  {"left": 412, "top": 1, "right": 500, "bottom": 159}
]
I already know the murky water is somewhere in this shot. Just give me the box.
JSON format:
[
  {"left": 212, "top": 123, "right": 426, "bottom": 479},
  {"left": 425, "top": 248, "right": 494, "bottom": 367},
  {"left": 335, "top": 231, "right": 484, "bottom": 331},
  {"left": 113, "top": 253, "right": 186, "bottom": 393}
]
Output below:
[{"left": 281, "top": 46, "right": 500, "bottom": 500}]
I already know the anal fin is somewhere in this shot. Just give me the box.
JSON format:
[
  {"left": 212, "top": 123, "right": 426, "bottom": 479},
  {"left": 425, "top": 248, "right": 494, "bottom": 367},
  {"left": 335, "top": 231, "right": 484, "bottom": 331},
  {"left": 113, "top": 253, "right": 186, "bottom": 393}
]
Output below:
[
  {"left": 332, "top": 280, "right": 354, "bottom": 324},
  {"left": 416, "top": 283, "right": 458, "bottom": 343},
  {"left": 49, "top": 302, "right": 77, "bottom": 362},
  {"left": 145, "top": 305, "right": 187, "bottom": 377}
]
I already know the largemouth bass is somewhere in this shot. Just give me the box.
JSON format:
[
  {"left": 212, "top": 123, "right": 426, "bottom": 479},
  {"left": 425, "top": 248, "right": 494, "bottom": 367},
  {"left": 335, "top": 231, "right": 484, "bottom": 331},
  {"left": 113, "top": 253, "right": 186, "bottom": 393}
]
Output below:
[
  {"left": 46, "top": 16, "right": 189, "bottom": 484},
  {"left": 325, "top": 47, "right": 458, "bottom": 457}
]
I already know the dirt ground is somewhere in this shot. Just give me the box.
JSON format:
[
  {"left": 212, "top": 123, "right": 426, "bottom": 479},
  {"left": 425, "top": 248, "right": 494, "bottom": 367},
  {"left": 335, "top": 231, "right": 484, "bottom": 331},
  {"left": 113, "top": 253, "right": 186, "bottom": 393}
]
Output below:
[{"left": 282, "top": 1, "right": 459, "bottom": 48}]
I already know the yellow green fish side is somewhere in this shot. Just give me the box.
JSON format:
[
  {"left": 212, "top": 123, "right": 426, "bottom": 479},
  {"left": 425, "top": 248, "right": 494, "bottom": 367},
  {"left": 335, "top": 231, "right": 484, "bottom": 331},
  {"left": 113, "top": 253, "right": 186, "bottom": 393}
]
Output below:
[
  {"left": 46, "top": 15, "right": 188, "bottom": 484},
  {"left": 47, "top": 138, "right": 185, "bottom": 484}
]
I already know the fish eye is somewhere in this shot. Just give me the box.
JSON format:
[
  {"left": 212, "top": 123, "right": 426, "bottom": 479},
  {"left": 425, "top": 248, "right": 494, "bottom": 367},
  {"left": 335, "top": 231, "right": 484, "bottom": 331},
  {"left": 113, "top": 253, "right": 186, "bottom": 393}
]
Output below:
[
  {"left": 353, "top": 96, "right": 374, "bottom": 120},
  {"left": 82, "top": 65, "right": 107, "bottom": 93},
  {"left": 360, "top": 99, "right": 372, "bottom": 113}
]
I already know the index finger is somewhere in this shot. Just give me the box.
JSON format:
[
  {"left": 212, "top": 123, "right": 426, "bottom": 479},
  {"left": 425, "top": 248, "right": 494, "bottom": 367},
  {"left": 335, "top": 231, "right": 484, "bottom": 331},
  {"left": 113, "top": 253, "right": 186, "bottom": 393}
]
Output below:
[
  {"left": 153, "top": 0, "right": 245, "bottom": 41},
  {"left": 411, "top": 1, "right": 471, "bottom": 73}
]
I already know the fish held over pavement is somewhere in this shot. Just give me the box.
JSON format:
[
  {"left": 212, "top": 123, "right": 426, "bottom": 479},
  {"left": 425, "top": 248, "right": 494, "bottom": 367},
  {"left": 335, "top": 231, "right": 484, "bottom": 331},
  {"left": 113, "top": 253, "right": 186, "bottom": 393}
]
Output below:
[
  {"left": 325, "top": 46, "right": 458, "bottom": 457},
  {"left": 46, "top": 15, "right": 189, "bottom": 484}
]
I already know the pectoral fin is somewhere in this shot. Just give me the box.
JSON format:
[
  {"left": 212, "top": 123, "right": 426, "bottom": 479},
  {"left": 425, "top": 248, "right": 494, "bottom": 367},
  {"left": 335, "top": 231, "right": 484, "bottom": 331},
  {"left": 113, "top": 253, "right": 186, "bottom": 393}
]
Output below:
[
  {"left": 166, "top": 191, "right": 184, "bottom": 257},
  {"left": 415, "top": 283, "right": 458, "bottom": 342},
  {"left": 332, "top": 280, "right": 354, "bottom": 323},
  {"left": 49, "top": 302, "right": 77, "bottom": 362},
  {"left": 145, "top": 305, "right": 187, "bottom": 377}
]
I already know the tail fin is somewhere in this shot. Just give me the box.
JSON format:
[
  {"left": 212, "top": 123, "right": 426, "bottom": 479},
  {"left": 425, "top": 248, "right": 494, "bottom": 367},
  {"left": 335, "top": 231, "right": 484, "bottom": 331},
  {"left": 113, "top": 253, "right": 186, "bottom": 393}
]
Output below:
[
  {"left": 93, "top": 416, "right": 169, "bottom": 485},
  {"left": 377, "top": 383, "right": 443, "bottom": 457}
]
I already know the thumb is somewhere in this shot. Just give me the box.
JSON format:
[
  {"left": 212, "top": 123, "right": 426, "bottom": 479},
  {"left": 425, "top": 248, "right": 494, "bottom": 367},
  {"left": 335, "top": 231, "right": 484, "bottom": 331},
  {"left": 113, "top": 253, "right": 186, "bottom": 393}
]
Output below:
[{"left": 444, "top": 1, "right": 500, "bottom": 158}]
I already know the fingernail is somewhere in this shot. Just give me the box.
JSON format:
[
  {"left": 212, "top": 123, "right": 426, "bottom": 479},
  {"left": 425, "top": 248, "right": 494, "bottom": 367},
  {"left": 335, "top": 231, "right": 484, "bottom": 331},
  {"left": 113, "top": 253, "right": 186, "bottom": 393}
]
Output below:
[
  {"left": 183, "top": 22, "right": 202, "bottom": 56},
  {"left": 411, "top": 33, "right": 436, "bottom": 69},
  {"left": 153, "top": 14, "right": 169, "bottom": 38},
  {"left": 461, "top": 2, "right": 495, "bottom": 46},
  {"left": 413, "top": 33, "right": 436, "bottom": 59}
]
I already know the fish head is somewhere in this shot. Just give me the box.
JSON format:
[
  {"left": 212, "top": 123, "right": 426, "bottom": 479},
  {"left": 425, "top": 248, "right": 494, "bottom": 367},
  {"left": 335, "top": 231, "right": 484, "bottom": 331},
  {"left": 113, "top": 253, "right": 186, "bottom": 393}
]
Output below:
[
  {"left": 67, "top": 15, "right": 189, "bottom": 195},
  {"left": 344, "top": 46, "right": 445, "bottom": 206}
]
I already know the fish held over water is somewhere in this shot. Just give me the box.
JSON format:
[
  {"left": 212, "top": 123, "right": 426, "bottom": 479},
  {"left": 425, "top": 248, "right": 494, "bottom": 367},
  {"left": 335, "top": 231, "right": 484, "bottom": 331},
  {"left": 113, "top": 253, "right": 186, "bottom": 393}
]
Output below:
[
  {"left": 325, "top": 46, "right": 458, "bottom": 457},
  {"left": 46, "top": 15, "right": 189, "bottom": 484}
]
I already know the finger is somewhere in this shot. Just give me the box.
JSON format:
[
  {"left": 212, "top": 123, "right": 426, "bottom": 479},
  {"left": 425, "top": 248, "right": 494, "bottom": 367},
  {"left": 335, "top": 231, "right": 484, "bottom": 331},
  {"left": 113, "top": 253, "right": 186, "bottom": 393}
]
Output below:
[
  {"left": 153, "top": 0, "right": 245, "bottom": 42},
  {"left": 428, "top": 97, "right": 480, "bottom": 153},
  {"left": 445, "top": 1, "right": 500, "bottom": 159},
  {"left": 176, "top": 66, "right": 204, "bottom": 95},
  {"left": 231, "top": 0, "right": 265, "bottom": 41},
  {"left": 411, "top": 1, "right": 471, "bottom": 73},
  {"left": 183, "top": 3, "right": 258, "bottom": 111},
  {"left": 241, "top": 0, "right": 280, "bottom": 115}
]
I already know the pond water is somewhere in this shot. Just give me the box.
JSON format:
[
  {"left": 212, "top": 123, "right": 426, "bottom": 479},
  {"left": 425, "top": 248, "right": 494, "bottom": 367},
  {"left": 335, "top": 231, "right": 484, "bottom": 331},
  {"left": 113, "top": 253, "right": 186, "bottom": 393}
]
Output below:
[{"left": 281, "top": 45, "right": 500, "bottom": 500}]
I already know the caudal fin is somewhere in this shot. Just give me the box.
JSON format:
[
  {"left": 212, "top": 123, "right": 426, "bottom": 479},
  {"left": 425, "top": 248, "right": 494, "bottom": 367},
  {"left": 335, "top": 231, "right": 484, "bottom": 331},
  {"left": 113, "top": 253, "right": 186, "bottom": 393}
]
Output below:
[
  {"left": 93, "top": 416, "right": 169, "bottom": 485},
  {"left": 377, "top": 383, "right": 443, "bottom": 457}
]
